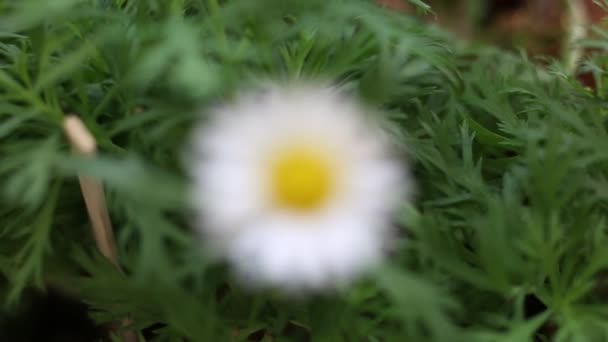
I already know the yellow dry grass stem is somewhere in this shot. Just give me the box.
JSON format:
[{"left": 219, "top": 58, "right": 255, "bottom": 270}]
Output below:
[{"left": 63, "top": 115, "right": 138, "bottom": 342}]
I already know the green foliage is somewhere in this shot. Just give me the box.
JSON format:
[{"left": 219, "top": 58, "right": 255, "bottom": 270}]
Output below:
[{"left": 1, "top": 0, "right": 608, "bottom": 341}]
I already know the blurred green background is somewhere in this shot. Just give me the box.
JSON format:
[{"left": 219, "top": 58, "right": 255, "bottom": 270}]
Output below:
[{"left": 3, "top": 0, "right": 608, "bottom": 341}]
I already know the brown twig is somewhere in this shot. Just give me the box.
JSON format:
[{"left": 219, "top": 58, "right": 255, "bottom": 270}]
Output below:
[{"left": 63, "top": 115, "right": 139, "bottom": 342}]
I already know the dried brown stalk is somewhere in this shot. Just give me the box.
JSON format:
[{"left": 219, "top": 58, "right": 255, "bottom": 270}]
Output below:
[{"left": 63, "top": 115, "right": 138, "bottom": 342}]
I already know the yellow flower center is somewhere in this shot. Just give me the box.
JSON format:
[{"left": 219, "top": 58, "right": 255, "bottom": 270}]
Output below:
[{"left": 270, "top": 146, "right": 335, "bottom": 211}]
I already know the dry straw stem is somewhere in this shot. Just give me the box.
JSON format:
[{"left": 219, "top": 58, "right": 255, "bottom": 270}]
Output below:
[
  {"left": 63, "top": 115, "right": 120, "bottom": 267},
  {"left": 63, "top": 115, "right": 138, "bottom": 342},
  {"left": 565, "top": 0, "right": 589, "bottom": 74}
]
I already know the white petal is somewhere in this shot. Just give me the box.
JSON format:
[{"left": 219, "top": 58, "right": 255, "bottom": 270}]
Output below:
[
  {"left": 193, "top": 160, "right": 267, "bottom": 233},
  {"left": 226, "top": 212, "right": 386, "bottom": 290},
  {"left": 342, "top": 158, "right": 409, "bottom": 216}
]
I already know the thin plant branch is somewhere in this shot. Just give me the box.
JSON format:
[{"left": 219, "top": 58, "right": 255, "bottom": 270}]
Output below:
[
  {"left": 63, "top": 115, "right": 138, "bottom": 342},
  {"left": 63, "top": 115, "right": 120, "bottom": 268},
  {"left": 565, "top": 0, "right": 589, "bottom": 74}
]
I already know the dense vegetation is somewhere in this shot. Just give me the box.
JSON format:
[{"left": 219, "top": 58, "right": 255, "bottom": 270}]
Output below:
[{"left": 2, "top": 0, "right": 608, "bottom": 340}]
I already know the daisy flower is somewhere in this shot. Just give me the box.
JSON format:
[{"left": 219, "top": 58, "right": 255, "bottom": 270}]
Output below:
[{"left": 188, "top": 82, "right": 411, "bottom": 291}]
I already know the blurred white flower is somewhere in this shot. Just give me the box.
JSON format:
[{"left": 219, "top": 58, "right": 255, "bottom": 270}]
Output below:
[{"left": 188, "top": 83, "right": 411, "bottom": 291}]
